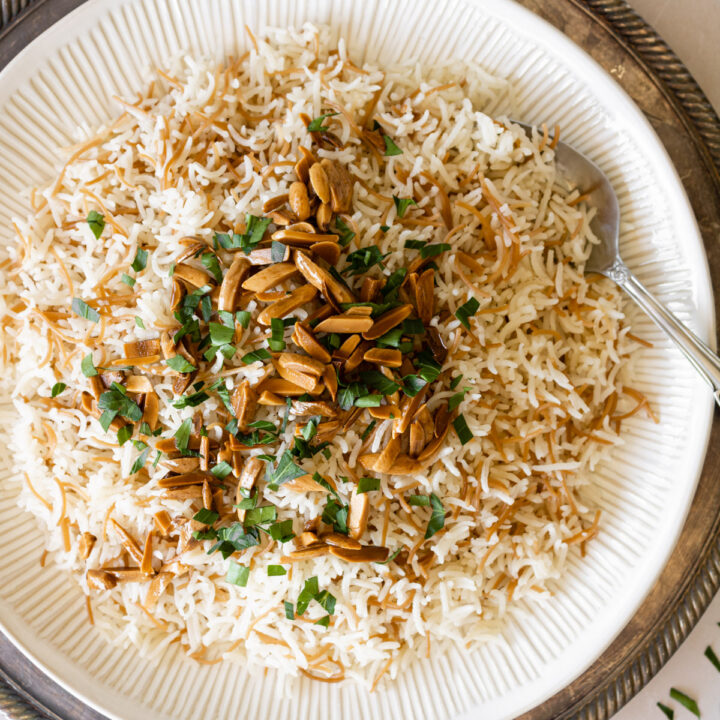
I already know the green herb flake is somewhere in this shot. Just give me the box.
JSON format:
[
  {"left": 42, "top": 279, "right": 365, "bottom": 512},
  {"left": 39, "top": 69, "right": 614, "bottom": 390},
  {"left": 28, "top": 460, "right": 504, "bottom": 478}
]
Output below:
[
  {"left": 360, "top": 420, "right": 377, "bottom": 441},
  {"left": 284, "top": 601, "right": 294, "bottom": 619},
  {"left": 364, "top": 370, "right": 400, "bottom": 396},
  {"left": 342, "top": 245, "right": 388, "bottom": 276},
  {"left": 656, "top": 703, "right": 674, "bottom": 720},
  {"left": 166, "top": 355, "right": 196, "bottom": 373},
  {"left": 355, "top": 394, "right": 383, "bottom": 408},
  {"left": 209, "top": 321, "right": 235, "bottom": 346},
  {"left": 448, "top": 390, "right": 468, "bottom": 412},
  {"left": 236, "top": 310, "right": 251, "bottom": 329},
  {"left": 131, "top": 247, "right": 148, "bottom": 273},
  {"left": 211, "top": 461, "right": 233, "bottom": 480},
  {"left": 393, "top": 196, "right": 416, "bottom": 218},
  {"left": 669, "top": 689, "right": 700, "bottom": 717},
  {"left": 455, "top": 296, "right": 480, "bottom": 329},
  {"left": 201, "top": 252, "right": 223, "bottom": 283},
  {"left": 116, "top": 424, "right": 132, "bottom": 446},
  {"left": 130, "top": 445, "right": 151, "bottom": 474},
  {"left": 267, "top": 565, "right": 287, "bottom": 576},
  {"left": 402, "top": 374, "right": 427, "bottom": 397},
  {"left": 193, "top": 508, "right": 219, "bottom": 525},
  {"left": 71, "top": 298, "right": 100, "bottom": 323},
  {"left": 51, "top": 382, "right": 67, "bottom": 398},
  {"left": 383, "top": 134, "right": 403, "bottom": 156},
  {"left": 333, "top": 216, "right": 355, "bottom": 247},
  {"left": 705, "top": 645, "right": 720, "bottom": 672},
  {"left": 268, "top": 518, "right": 295, "bottom": 542},
  {"left": 307, "top": 111, "right": 339, "bottom": 132},
  {"left": 174, "top": 417, "right": 193, "bottom": 451},
  {"left": 409, "top": 494, "right": 430, "bottom": 506},
  {"left": 420, "top": 243, "right": 451, "bottom": 259},
  {"left": 450, "top": 374, "right": 463, "bottom": 390},
  {"left": 87, "top": 210, "right": 105, "bottom": 239},
  {"left": 242, "top": 348, "right": 272, "bottom": 365},
  {"left": 376, "top": 548, "right": 402, "bottom": 565},
  {"left": 453, "top": 414, "right": 473, "bottom": 445},
  {"left": 357, "top": 477, "right": 380, "bottom": 494},
  {"left": 226, "top": 561, "right": 250, "bottom": 587},
  {"left": 269, "top": 450, "right": 306, "bottom": 487},
  {"left": 425, "top": 493, "right": 445, "bottom": 539},
  {"left": 269, "top": 317, "right": 286, "bottom": 352},
  {"left": 121, "top": 273, "right": 136, "bottom": 288},
  {"left": 315, "top": 615, "right": 330, "bottom": 627},
  {"left": 296, "top": 576, "right": 319, "bottom": 615},
  {"left": 133, "top": 316, "right": 145, "bottom": 330}
]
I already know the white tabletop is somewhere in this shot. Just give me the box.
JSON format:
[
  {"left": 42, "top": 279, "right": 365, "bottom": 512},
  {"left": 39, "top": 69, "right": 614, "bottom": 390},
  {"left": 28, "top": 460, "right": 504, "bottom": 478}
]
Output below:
[{"left": 612, "top": 1, "right": 720, "bottom": 718}]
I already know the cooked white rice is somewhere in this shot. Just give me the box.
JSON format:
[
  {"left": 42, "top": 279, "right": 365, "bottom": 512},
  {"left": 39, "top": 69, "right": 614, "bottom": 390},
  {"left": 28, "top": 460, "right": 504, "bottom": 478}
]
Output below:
[{"left": 0, "top": 23, "right": 647, "bottom": 687}]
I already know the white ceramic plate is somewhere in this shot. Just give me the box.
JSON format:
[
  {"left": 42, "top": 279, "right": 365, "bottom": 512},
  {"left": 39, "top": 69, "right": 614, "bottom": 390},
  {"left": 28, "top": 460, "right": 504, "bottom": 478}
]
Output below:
[{"left": 0, "top": 1, "right": 714, "bottom": 718}]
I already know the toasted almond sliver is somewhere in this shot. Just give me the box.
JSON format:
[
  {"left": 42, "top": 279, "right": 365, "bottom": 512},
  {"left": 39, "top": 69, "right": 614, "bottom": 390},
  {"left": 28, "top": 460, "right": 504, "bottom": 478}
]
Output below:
[
  {"left": 323, "top": 365, "right": 338, "bottom": 402},
  {"left": 345, "top": 305, "right": 374, "bottom": 317},
  {"left": 294, "top": 251, "right": 355, "bottom": 304},
  {"left": 284, "top": 474, "right": 329, "bottom": 492},
  {"left": 289, "top": 181, "right": 311, "bottom": 220},
  {"left": 274, "top": 361, "right": 319, "bottom": 392},
  {"left": 320, "top": 158, "right": 354, "bottom": 213},
  {"left": 416, "top": 268, "right": 435, "bottom": 325},
  {"left": 284, "top": 545, "right": 331, "bottom": 560},
  {"left": 232, "top": 380, "right": 257, "bottom": 430},
  {"left": 173, "top": 263, "right": 211, "bottom": 288},
  {"left": 157, "top": 471, "right": 210, "bottom": 488},
  {"left": 202, "top": 479, "right": 213, "bottom": 510},
  {"left": 335, "top": 334, "right": 361, "bottom": 360},
  {"left": 363, "top": 348, "right": 402, "bottom": 368},
  {"left": 125, "top": 375, "right": 153, "bottom": 393},
  {"left": 140, "top": 532, "right": 154, "bottom": 575},
  {"left": 110, "top": 519, "right": 144, "bottom": 565},
  {"left": 321, "top": 532, "right": 362, "bottom": 550},
  {"left": 87, "top": 569, "right": 117, "bottom": 591},
  {"left": 316, "top": 202, "right": 332, "bottom": 230},
  {"left": 368, "top": 405, "right": 400, "bottom": 420},
  {"left": 293, "top": 322, "right": 332, "bottom": 363},
  {"left": 153, "top": 510, "right": 173, "bottom": 535},
  {"left": 258, "top": 390, "right": 285, "bottom": 406},
  {"left": 291, "top": 400, "right": 338, "bottom": 417},
  {"left": 362, "top": 304, "right": 413, "bottom": 340},
  {"left": 257, "top": 377, "right": 308, "bottom": 397},
  {"left": 161, "top": 457, "right": 200, "bottom": 473},
  {"left": 427, "top": 326, "right": 448, "bottom": 364},
  {"left": 79, "top": 532, "right": 96, "bottom": 559},
  {"left": 262, "top": 193, "right": 289, "bottom": 213},
  {"left": 409, "top": 421, "right": 425, "bottom": 458},
  {"left": 247, "top": 246, "right": 290, "bottom": 264},
  {"left": 241, "top": 262, "right": 297, "bottom": 293},
  {"left": 308, "top": 162, "right": 331, "bottom": 204},
  {"left": 277, "top": 351, "right": 326, "bottom": 378},
  {"left": 360, "top": 277, "right": 382, "bottom": 303},
  {"left": 257, "top": 284, "right": 318, "bottom": 326},
  {"left": 314, "top": 314, "right": 373, "bottom": 334},
  {"left": 295, "top": 154, "right": 311, "bottom": 185},
  {"left": 164, "top": 487, "right": 203, "bottom": 501},
  {"left": 374, "top": 437, "right": 402, "bottom": 474},
  {"left": 219, "top": 255, "right": 251, "bottom": 313},
  {"left": 144, "top": 571, "right": 172, "bottom": 610},
  {"left": 123, "top": 339, "right": 161, "bottom": 357},
  {"left": 104, "top": 567, "right": 150, "bottom": 583},
  {"left": 328, "top": 545, "right": 389, "bottom": 563},
  {"left": 397, "top": 385, "right": 429, "bottom": 435},
  {"left": 236, "top": 457, "right": 264, "bottom": 521},
  {"left": 299, "top": 531, "right": 319, "bottom": 546},
  {"left": 142, "top": 391, "right": 159, "bottom": 431},
  {"left": 348, "top": 488, "right": 369, "bottom": 540},
  {"left": 170, "top": 278, "right": 185, "bottom": 311},
  {"left": 345, "top": 341, "right": 371, "bottom": 373},
  {"left": 310, "top": 240, "right": 341, "bottom": 265},
  {"left": 314, "top": 419, "right": 341, "bottom": 442},
  {"left": 200, "top": 435, "right": 210, "bottom": 472}
]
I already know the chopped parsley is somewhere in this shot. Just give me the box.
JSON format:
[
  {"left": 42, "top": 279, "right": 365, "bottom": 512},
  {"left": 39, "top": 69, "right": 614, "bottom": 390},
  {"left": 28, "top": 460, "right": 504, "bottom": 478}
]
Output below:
[
  {"left": 129, "top": 444, "right": 151, "bottom": 474},
  {"left": 193, "top": 508, "right": 219, "bottom": 525},
  {"left": 333, "top": 216, "right": 355, "bottom": 247},
  {"left": 269, "top": 317, "right": 286, "bottom": 352},
  {"left": 116, "top": 424, "right": 132, "bottom": 446},
  {"left": 200, "top": 252, "right": 223, "bottom": 283},
  {"left": 453, "top": 414, "right": 473, "bottom": 445},
  {"left": 50, "top": 382, "right": 67, "bottom": 398},
  {"left": 166, "top": 355, "right": 196, "bottom": 373},
  {"left": 425, "top": 493, "right": 445, "bottom": 539},
  {"left": 383, "top": 134, "right": 403, "bottom": 156},
  {"left": 393, "top": 196, "right": 416, "bottom": 218},
  {"left": 656, "top": 704, "right": 674, "bottom": 720},
  {"left": 705, "top": 645, "right": 720, "bottom": 672},
  {"left": 86, "top": 210, "right": 105, "bottom": 239},
  {"left": 214, "top": 214, "right": 271, "bottom": 254},
  {"left": 226, "top": 561, "right": 250, "bottom": 587},
  {"left": 455, "top": 296, "right": 480, "bottom": 329},
  {"left": 210, "top": 461, "right": 233, "bottom": 480},
  {"left": 71, "top": 298, "right": 100, "bottom": 323},
  {"left": 357, "top": 477, "right": 380, "bottom": 493},
  {"left": 131, "top": 247, "right": 148, "bottom": 272},
  {"left": 242, "top": 348, "right": 272, "bottom": 364},
  {"left": 121, "top": 273, "right": 135, "bottom": 287},
  {"left": 307, "top": 111, "right": 339, "bottom": 132},
  {"left": 669, "top": 689, "right": 700, "bottom": 717},
  {"left": 174, "top": 417, "right": 193, "bottom": 451},
  {"left": 342, "top": 245, "right": 388, "bottom": 276},
  {"left": 267, "top": 565, "right": 287, "bottom": 576}
]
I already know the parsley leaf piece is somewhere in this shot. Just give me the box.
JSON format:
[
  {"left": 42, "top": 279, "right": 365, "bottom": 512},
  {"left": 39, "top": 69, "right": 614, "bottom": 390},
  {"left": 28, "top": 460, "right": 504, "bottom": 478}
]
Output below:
[
  {"left": 656, "top": 703, "right": 674, "bottom": 720},
  {"left": 268, "top": 519, "right": 295, "bottom": 542},
  {"left": 342, "top": 245, "right": 388, "bottom": 276},
  {"left": 174, "top": 418, "right": 193, "bottom": 451},
  {"left": 360, "top": 420, "right": 377, "bottom": 441},
  {"left": 284, "top": 601, "right": 294, "bottom": 619},
  {"left": 315, "top": 615, "right": 330, "bottom": 627},
  {"left": 236, "top": 310, "right": 251, "bottom": 328},
  {"left": 116, "top": 424, "right": 132, "bottom": 446},
  {"left": 269, "top": 317, "right": 286, "bottom": 352},
  {"left": 357, "top": 477, "right": 380, "bottom": 493},
  {"left": 99, "top": 409, "right": 117, "bottom": 432},
  {"left": 121, "top": 273, "right": 135, "bottom": 288},
  {"left": 393, "top": 196, "right": 416, "bottom": 218},
  {"left": 321, "top": 497, "right": 349, "bottom": 535},
  {"left": 420, "top": 243, "right": 451, "bottom": 259},
  {"left": 355, "top": 394, "right": 383, "bottom": 407},
  {"left": 193, "top": 508, "right": 219, "bottom": 525},
  {"left": 402, "top": 374, "right": 427, "bottom": 397},
  {"left": 226, "top": 561, "right": 250, "bottom": 587},
  {"left": 211, "top": 461, "right": 233, "bottom": 479},
  {"left": 71, "top": 298, "right": 100, "bottom": 323},
  {"left": 87, "top": 210, "right": 105, "bottom": 239},
  {"left": 307, "top": 111, "right": 339, "bottom": 132},
  {"left": 269, "top": 450, "right": 306, "bottom": 487},
  {"left": 402, "top": 318, "right": 425, "bottom": 335},
  {"left": 242, "top": 348, "right": 272, "bottom": 364},
  {"left": 455, "top": 297, "right": 480, "bottom": 329},
  {"left": 130, "top": 445, "right": 151, "bottom": 474},
  {"left": 98, "top": 386, "right": 143, "bottom": 422},
  {"left": 383, "top": 134, "right": 403, "bottom": 156},
  {"left": 166, "top": 355, "right": 196, "bottom": 373},
  {"left": 244, "top": 506, "right": 277, "bottom": 527},
  {"left": 296, "top": 576, "right": 319, "bottom": 615},
  {"left": 425, "top": 493, "right": 445, "bottom": 539},
  {"left": 453, "top": 414, "right": 473, "bottom": 445},
  {"left": 450, "top": 374, "right": 463, "bottom": 390},
  {"left": 51, "top": 382, "right": 67, "bottom": 398},
  {"left": 131, "top": 247, "right": 148, "bottom": 272},
  {"left": 333, "top": 216, "right": 355, "bottom": 247},
  {"left": 267, "top": 565, "right": 287, "bottom": 576},
  {"left": 315, "top": 590, "right": 336, "bottom": 614},
  {"left": 375, "top": 548, "right": 402, "bottom": 565},
  {"left": 364, "top": 370, "right": 400, "bottom": 395},
  {"left": 448, "top": 390, "right": 468, "bottom": 412},
  {"left": 669, "top": 689, "right": 700, "bottom": 717},
  {"left": 172, "top": 390, "right": 209, "bottom": 409},
  {"left": 409, "top": 494, "right": 430, "bottom": 506},
  {"left": 200, "top": 252, "right": 223, "bottom": 283},
  {"left": 209, "top": 321, "right": 235, "bottom": 346}
]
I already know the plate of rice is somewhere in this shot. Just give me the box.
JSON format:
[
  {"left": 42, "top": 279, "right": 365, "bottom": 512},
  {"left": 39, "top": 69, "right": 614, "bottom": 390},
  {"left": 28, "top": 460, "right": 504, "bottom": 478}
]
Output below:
[{"left": 0, "top": 1, "right": 713, "bottom": 719}]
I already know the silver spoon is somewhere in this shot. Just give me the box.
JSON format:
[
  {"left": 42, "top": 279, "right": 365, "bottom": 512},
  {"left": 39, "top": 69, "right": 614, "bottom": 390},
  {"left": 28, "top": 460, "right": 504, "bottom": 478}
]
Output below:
[{"left": 517, "top": 121, "right": 720, "bottom": 406}]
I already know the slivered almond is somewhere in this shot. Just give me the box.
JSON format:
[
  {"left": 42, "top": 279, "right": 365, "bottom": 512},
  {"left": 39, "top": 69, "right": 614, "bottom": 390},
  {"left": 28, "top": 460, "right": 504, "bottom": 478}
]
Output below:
[
  {"left": 200, "top": 435, "right": 209, "bottom": 472},
  {"left": 342, "top": 406, "right": 363, "bottom": 432},
  {"left": 125, "top": 375, "right": 153, "bottom": 393},
  {"left": 104, "top": 567, "right": 150, "bottom": 583},
  {"left": 427, "top": 326, "right": 448, "bottom": 364},
  {"left": 256, "top": 289, "right": 286, "bottom": 302},
  {"left": 161, "top": 457, "right": 200, "bottom": 474},
  {"left": 323, "top": 365, "right": 338, "bottom": 402},
  {"left": 293, "top": 323, "right": 331, "bottom": 363},
  {"left": 175, "top": 239, "right": 205, "bottom": 264},
  {"left": 87, "top": 569, "right": 117, "bottom": 591},
  {"left": 110, "top": 519, "right": 144, "bottom": 565},
  {"left": 284, "top": 474, "right": 329, "bottom": 492},
  {"left": 202, "top": 479, "right": 213, "bottom": 510},
  {"left": 315, "top": 314, "right": 373, "bottom": 334},
  {"left": 257, "top": 284, "right": 317, "bottom": 325},
  {"left": 314, "top": 419, "right": 341, "bottom": 442},
  {"left": 409, "top": 421, "right": 425, "bottom": 458},
  {"left": 363, "top": 348, "right": 402, "bottom": 368},
  {"left": 311, "top": 241, "right": 341, "bottom": 265},
  {"left": 157, "top": 471, "right": 210, "bottom": 488},
  {"left": 153, "top": 510, "right": 173, "bottom": 535},
  {"left": 308, "top": 162, "right": 330, "bottom": 204},
  {"left": 88, "top": 375, "right": 104, "bottom": 401},
  {"left": 123, "top": 339, "right": 161, "bottom": 357},
  {"left": 141, "top": 532, "right": 154, "bottom": 575},
  {"left": 316, "top": 202, "right": 332, "bottom": 230},
  {"left": 322, "top": 279, "right": 342, "bottom": 313},
  {"left": 362, "top": 304, "right": 413, "bottom": 340},
  {"left": 274, "top": 361, "right": 319, "bottom": 392},
  {"left": 434, "top": 402, "right": 450, "bottom": 437},
  {"left": 328, "top": 545, "right": 389, "bottom": 563},
  {"left": 172, "top": 371, "right": 194, "bottom": 396},
  {"left": 289, "top": 181, "right": 311, "bottom": 221},
  {"left": 144, "top": 571, "right": 172, "bottom": 610},
  {"left": 294, "top": 153, "right": 311, "bottom": 184},
  {"left": 173, "top": 263, "right": 210, "bottom": 288},
  {"left": 416, "top": 268, "right": 435, "bottom": 325},
  {"left": 285, "top": 222, "right": 316, "bottom": 234},
  {"left": 262, "top": 193, "right": 289, "bottom": 213},
  {"left": 294, "top": 251, "right": 355, "bottom": 304},
  {"left": 170, "top": 279, "right": 185, "bottom": 311},
  {"left": 299, "top": 531, "right": 319, "bottom": 546},
  {"left": 291, "top": 401, "right": 337, "bottom": 417},
  {"left": 219, "top": 254, "right": 251, "bottom": 313},
  {"left": 272, "top": 229, "right": 338, "bottom": 246},
  {"left": 268, "top": 210, "right": 293, "bottom": 226},
  {"left": 360, "top": 277, "right": 382, "bottom": 302},
  {"left": 348, "top": 488, "right": 369, "bottom": 540},
  {"left": 416, "top": 405, "right": 435, "bottom": 440},
  {"left": 368, "top": 405, "right": 400, "bottom": 420},
  {"left": 321, "top": 532, "right": 362, "bottom": 550},
  {"left": 142, "top": 391, "right": 159, "bottom": 431},
  {"left": 236, "top": 457, "right": 264, "bottom": 521},
  {"left": 232, "top": 450, "right": 243, "bottom": 477},
  {"left": 374, "top": 437, "right": 402, "bottom": 473},
  {"left": 231, "top": 380, "right": 257, "bottom": 430},
  {"left": 306, "top": 303, "right": 333, "bottom": 325},
  {"left": 258, "top": 390, "right": 285, "bottom": 405},
  {"left": 79, "top": 532, "right": 96, "bottom": 559},
  {"left": 257, "top": 377, "right": 308, "bottom": 397},
  {"left": 248, "top": 246, "right": 289, "bottom": 264},
  {"left": 284, "top": 545, "right": 330, "bottom": 560},
  {"left": 159, "top": 331, "right": 174, "bottom": 360},
  {"left": 320, "top": 159, "right": 354, "bottom": 213},
  {"left": 164, "top": 487, "right": 203, "bottom": 501},
  {"left": 345, "top": 341, "right": 371, "bottom": 373},
  {"left": 277, "top": 351, "right": 326, "bottom": 377},
  {"left": 397, "top": 384, "right": 429, "bottom": 435},
  {"left": 345, "top": 305, "right": 373, "bottom": 317},
  {"left": 241, "top": 262, "right": 297, "bottom": 293}
]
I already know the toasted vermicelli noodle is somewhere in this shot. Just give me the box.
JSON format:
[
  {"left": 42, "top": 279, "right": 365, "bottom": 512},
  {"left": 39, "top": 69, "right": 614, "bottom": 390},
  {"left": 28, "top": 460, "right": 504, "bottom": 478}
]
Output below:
[{"left": 0, "top": 24, "right": 653, "bottom": 687}]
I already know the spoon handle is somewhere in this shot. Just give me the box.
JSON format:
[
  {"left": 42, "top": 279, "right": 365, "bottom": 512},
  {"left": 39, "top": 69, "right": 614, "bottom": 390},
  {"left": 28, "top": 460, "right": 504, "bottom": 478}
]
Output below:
[{"left": 609, "top": 261, "right": 720, "bottom": 406}]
